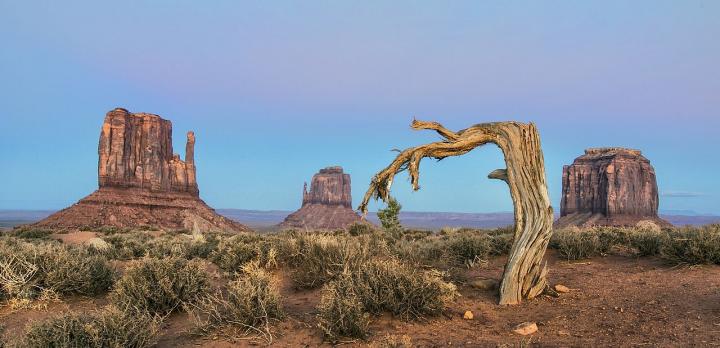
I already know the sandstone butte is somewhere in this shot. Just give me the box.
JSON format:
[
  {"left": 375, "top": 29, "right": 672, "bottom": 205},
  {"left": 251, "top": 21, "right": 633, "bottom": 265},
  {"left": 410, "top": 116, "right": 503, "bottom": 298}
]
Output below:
[
  {"left": 32, "top": 108, "right": 250, "bottom": 233},
  {"left": 279, "top": 166, "right": 362, "bottom": 230},
  {"left": 555, "top": 147, "right": 671, "bottom": 228}
]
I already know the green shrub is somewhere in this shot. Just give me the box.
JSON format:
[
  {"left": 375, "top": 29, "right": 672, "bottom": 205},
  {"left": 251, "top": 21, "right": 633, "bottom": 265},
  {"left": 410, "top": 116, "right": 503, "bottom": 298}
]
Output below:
[
  {"left": 661, "top": 225, "right": 720, "bottom": 264},
  {"left": 110, "top": 257, "right": 210, "bottom": 314},
  {"left": 377, "top": 197, "right": 403, "bottom": 239},
  {"left": 23, "top": 307, "right": 159, "bottom": 348},
  {"left": 317, "top": 273, "right": 370, "bottom": 341},
  {"left": 190, "top": 261, "right": 283, "bottom": 341}
]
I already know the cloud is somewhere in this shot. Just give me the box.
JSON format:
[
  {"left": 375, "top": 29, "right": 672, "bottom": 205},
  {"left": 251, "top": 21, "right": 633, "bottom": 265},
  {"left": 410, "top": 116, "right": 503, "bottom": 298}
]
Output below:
[{"left": 661, "top": 191, "right": 707, "bottom": 198}]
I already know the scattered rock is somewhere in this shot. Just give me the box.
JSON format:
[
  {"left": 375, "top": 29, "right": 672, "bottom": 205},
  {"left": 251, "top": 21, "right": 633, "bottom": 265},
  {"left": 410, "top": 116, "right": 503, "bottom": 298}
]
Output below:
[
  {"left": 513, "top": 322, "right": 538, "bottom": 335},
  {"left": 470, "top": 279, "right": 499, "bottom": 290},
  {"left": 463, "top": 311, "right": 474, "bottom": 320},
  {"left": 31, "top": 108, "right": 250, "bottom": 233},
  {"left": 279, "top": 166, "right": 362, "bottom": 230},
  {"left": 554, "top": 284, "right": 571, "bottom": 293},
  {"left": 556, "top": 148, "right": 671, "bottom": 228}
]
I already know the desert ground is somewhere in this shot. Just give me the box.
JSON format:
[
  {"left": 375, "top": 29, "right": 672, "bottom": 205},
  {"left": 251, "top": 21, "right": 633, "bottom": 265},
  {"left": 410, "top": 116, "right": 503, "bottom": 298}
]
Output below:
[{"left": 2, "top": 223, "right": 720, "bottom": 347}]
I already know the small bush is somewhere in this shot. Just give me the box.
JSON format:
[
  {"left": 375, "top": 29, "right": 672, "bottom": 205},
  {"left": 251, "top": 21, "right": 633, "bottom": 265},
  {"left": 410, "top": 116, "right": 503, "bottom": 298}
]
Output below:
[
  {"left": 110, "top": 257, "right": 210, "bottom": 314},
  {"left": 103, "top": 232, "right": 151, "bottom": 260},
  {"left": 377, "top": 197, "right": 403, "bottom": 239},
  {"left": 210, "top": 234, "right": 277, "bottom": 273},
  {"left": 348, "top": 222, "right": 376, "bottom": 236},
  {"left": 354, "top": 259, "right": 457, "bottom": 319},
  {"left": 190, "top": 261, "right": 283, "bottom": 341},
  {"left": 0, "top": 240, "right": 113, "bottom": 299},
  {"left": 317, "top": 273, "right": 370, "bottom": 341},
  {"left": 630, "top": 228, "right": 667, "bottom": 256},
  {"left": 23, "top": 307, "right": 160, "bottom": 348},
  {"left": 317, "top": 259, "right": 457, "bottom": 340},
  {"left": 287, "top": 233, "right": 385, "bottom": 288},
  {"left": 551, "top": 228, "right": 601, "bottom": 260},
  {"left": 445, "top": 232, "right": 492, "bottom": 266},
  {"left": 9, "top": 228, "right": 53, "bottom": 240},
  {"left": 661, "top": 225, "right": 720, "bottom": 264}
]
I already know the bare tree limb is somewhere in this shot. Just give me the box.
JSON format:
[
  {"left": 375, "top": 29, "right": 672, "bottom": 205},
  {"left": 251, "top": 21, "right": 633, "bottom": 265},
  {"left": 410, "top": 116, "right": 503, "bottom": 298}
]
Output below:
[{"left": 358, "top": 120, "right": 554, "bottom": 305}]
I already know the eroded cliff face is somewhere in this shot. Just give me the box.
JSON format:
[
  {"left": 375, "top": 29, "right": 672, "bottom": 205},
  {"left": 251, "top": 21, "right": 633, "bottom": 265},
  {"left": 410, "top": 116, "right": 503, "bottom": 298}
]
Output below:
[
  {"left": 280, "top": 166, "right": 361, "bottom": 230},
  {"left": 556, "top": 148, "right": 671, "bottom": 227},
  {"left": 98, "top": 108, "right": 198, "bottom": 195},
  {"left": 33, "top": 108, "right": 249, "bottom": 232}
]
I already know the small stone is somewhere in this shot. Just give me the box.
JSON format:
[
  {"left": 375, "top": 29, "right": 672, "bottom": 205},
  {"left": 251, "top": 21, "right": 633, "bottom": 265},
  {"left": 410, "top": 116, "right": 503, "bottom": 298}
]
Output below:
[
  {"left": 555, "top": 284, "right": 571, "bottom": 293},
  {"left": 513, "top": 322, "right": 538, "bottom": 335},
  {"left": 470, "top": 279, "right": 498, "bottom": 290},
  {"left": 463, "top": 311, "right": 474, "bottom": 320},
  {"left": 558, "top": 330, "right": 570, "bottom": 336}
]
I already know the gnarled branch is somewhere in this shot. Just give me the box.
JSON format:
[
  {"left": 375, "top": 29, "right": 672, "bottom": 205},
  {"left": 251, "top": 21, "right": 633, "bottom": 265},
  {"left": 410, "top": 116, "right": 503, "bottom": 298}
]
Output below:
[{"left": 358, "top": 120, "right": 554, "bottom": 305}]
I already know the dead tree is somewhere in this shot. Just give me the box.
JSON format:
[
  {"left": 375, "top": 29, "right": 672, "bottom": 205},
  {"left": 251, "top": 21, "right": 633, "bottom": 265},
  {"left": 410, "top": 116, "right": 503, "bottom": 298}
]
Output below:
[{"left": 358, "top": 120, "right": 554, "bottom": 305}]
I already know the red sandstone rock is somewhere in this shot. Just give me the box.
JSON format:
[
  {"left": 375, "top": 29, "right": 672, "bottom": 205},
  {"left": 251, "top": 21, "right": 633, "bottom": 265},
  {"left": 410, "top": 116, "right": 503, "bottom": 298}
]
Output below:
[
  {"left": 556, "top": 148, "right": 671, "bottom": 228},
  {"left": 279, "top": 166, "right": 361, "bottom": 230},
  {"left": 33, "top": 108, "right": 249, "bottom": 232}
]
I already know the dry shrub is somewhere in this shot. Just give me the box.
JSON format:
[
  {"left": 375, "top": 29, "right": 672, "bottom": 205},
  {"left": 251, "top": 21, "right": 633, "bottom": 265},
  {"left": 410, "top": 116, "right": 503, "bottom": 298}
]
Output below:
[
  {"left": 9, "top": 228, "right": 53, "bottom": 240},
  {"left": 110, "top": 257, "right": 210, "bottom": 314},
  {"left": 661, "top": 225, "right": 720, "bottom": 264},
  {"left": 551, "top": 228, "right": 603, "bottom": 260},
  {"left": 103, "top": 232, "right": 152, "bottom": 260},
  {"left": 210, "top": 234, "right": 277, "bottom": 273},
  {"left": 189, "top": 261, "right": 283, "bottom": 342},
  {"left": 354, "top": 259, "right": 457, "bottom": 319},
  {"left": 22, "top": 306, "right": 160, "bottom": 348},
  {"left": 287, "top": 233, "right": 386, "bottom": 288},
  {"left": 317, "top": 259, "right": 457, "bottom": 341},
  {"left": 635, "top": 220, "right": 662, "bottom": 233},
  {"left": 0, "top": 239, "right": 113, "bottom": 299},
  {"left": 317, "top": 273, "right": 370, "bottom": 341},
  {"left": 392, "top": 229, "right": 513, "bottom": 267},
  {"left": 630, "top": 228, "right": 667, "bottom": 256}
]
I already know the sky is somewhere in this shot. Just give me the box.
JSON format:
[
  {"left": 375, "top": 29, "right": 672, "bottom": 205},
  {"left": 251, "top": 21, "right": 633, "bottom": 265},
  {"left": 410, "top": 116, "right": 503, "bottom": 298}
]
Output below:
[{"left": 1, "top": 1, "right": 719, "bottom": 214}]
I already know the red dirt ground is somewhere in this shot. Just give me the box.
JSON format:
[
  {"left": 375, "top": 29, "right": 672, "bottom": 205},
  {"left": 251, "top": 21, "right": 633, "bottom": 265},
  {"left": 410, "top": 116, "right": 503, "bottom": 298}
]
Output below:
[{"left": 3, "top": 250, "right": 720, "bottom": 347}]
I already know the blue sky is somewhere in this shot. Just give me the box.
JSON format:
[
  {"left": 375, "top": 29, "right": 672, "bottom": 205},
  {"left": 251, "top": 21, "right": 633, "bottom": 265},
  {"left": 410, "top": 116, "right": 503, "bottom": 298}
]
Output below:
[{"left": 1, "top": 1, "right": 718, "bottom": 214}]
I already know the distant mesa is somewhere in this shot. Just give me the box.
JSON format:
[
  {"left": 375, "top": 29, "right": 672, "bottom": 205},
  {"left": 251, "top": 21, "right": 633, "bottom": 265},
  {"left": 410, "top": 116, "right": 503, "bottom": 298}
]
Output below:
[
  {"left": 555, "top": 147, "right": 671, "bottom": 228},
  {"left": 279, "top": 166, "right": 361, "bottom": 230},
  {"left": 32, "top": 108, "right": 250, "bottom": 232}
]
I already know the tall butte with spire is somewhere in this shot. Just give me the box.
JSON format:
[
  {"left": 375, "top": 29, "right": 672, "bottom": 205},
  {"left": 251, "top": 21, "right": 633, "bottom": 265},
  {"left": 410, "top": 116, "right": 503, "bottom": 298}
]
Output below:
[
  {"left": 279, "top": 166, "right": 361, "bottom": 230},
  {"left": 33, "top": 108, "right": 250, "bottom": 232}
]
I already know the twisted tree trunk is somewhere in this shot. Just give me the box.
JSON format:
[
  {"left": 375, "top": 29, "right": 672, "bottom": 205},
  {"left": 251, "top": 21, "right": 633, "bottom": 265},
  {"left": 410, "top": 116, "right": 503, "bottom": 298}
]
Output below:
[{"left": 358, "top": 120, "right": 554, "bottom": 305}]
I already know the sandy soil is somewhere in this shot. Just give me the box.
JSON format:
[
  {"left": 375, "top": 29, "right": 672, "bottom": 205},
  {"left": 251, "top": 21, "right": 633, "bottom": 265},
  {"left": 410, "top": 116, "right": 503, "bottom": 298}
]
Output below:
[{"left": 3, "top": 251, "right": 720, "bottom": 347}]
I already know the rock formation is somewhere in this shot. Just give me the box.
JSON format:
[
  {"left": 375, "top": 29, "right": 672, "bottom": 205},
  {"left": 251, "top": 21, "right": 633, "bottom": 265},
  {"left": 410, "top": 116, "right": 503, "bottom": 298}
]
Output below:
[
  {"left": 556, "top": 147, "right": 671, "bottom": 228},
  {"left": 279, "top": 166, "right": 361, "bottom": 230},
  {"left": 33, "top": 108, "right": 249, "bottom": 232}
]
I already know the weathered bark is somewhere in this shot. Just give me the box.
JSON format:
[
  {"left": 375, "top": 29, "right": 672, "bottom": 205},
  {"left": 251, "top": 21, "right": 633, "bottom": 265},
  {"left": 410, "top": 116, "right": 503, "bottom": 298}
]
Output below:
[{"left": 358, "top": 120, "right": 554, "bottom": 305}]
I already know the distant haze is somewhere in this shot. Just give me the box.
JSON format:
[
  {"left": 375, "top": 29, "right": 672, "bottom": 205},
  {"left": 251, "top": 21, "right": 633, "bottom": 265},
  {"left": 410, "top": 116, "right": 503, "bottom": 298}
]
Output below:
[{"left": 1, "top": 1, "right": 718, "bottom": 214}]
